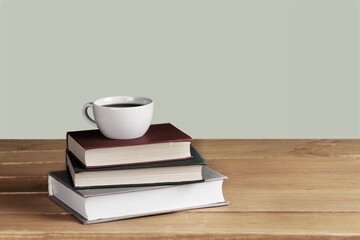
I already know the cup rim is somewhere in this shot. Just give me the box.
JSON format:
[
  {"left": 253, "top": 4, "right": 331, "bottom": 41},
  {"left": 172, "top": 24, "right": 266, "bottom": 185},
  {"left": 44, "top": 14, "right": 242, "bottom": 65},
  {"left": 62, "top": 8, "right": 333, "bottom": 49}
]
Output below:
[{"left": 93, "top": 96, "right": 153, "bottom": 108}]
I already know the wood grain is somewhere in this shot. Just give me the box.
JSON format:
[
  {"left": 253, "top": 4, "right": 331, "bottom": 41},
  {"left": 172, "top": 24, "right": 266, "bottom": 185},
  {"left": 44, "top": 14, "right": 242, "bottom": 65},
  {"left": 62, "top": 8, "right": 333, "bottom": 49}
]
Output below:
[
  {"left": 0, "top": 139, "right": 65, "bottom": 152},
  {"left": 2, "top": 139, "right": 360, "bottom": 239},
  {"left": 1, "top": 213, "right": 360, "bottom": 239}
]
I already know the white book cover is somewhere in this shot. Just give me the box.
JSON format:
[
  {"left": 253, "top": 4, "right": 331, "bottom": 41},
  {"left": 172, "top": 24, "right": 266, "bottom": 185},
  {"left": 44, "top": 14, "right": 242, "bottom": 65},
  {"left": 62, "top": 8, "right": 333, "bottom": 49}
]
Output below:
[{"left": 48, "top": 166, "right": 229, "bottom": 224}]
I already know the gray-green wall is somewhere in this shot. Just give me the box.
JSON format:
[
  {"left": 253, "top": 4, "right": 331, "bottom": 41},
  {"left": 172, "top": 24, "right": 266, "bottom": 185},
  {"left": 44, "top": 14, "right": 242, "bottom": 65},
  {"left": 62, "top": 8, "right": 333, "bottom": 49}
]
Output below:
[{"left": 1, "top": 0, "right": 359, "bottom": 138}]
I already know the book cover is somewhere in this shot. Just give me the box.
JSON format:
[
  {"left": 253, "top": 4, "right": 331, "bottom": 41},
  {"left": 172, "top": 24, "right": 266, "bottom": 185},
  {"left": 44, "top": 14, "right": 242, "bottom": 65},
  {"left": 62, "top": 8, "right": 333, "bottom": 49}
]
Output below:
[
  {"left": 48, "top": 166, "right": 228, "bottom": 224},
  {"left": 67, "top": 123, "right": 192, "bottom": 150}
]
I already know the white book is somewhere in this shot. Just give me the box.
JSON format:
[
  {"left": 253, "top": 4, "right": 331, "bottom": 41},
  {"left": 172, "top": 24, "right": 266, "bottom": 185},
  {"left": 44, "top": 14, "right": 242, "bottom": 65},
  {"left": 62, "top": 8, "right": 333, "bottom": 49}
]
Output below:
[{"left": 48, "top": 166, "right": 228, "bottom": 224}]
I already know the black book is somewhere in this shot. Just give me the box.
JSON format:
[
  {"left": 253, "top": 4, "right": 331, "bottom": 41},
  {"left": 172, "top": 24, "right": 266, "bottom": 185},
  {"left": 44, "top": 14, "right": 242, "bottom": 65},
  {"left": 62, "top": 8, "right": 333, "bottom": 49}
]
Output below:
[{"left": 67, "top": 146, "right": 206, "bottom": 188}]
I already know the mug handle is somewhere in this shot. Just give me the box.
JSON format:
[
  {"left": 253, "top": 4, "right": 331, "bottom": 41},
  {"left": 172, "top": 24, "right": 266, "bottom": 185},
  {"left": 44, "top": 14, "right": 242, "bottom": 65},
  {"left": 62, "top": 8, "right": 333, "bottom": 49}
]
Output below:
[{"left": 82, "top": 102, "right": 97, "bottom": 127}]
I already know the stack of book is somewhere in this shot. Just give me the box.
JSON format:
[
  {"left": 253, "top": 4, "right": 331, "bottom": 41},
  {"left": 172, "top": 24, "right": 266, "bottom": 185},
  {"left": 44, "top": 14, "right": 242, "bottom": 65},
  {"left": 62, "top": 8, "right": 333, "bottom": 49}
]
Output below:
[{"left": 48, "top": 123, "right": 228, "bottom": 224}]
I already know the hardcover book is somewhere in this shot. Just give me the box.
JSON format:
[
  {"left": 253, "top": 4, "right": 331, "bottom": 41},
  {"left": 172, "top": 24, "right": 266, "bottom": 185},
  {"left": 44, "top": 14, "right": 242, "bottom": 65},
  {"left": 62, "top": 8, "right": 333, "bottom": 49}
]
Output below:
[
  {"left": 48, "top": 166, "right": 228, "bottom": 224},
  {"left": 67, "top": 123, "right": 192, "bottom": 168},
  {"left": 67, "top": 146, "right": 206, "bottom": 188}
]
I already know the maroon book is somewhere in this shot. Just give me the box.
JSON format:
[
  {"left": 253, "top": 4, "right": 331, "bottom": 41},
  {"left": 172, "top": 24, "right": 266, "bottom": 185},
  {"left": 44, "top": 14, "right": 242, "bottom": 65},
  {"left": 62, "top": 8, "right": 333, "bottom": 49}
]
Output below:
[{"left": 67, "top": 123, "right": 192, "bottom": 168}]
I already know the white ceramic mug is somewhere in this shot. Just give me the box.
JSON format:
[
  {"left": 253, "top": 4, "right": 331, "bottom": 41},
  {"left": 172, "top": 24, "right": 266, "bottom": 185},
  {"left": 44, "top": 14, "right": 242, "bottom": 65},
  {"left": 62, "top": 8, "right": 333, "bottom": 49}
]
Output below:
[{"left": 82, "top": 96, "right": 153, "bottom": 139}]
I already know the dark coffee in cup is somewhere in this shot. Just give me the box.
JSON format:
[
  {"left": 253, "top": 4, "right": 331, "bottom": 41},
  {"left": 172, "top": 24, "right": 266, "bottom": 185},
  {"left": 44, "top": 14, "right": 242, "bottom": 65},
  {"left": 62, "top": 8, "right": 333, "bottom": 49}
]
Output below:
[{"left": 102, "top": 103, "right": 144, "bottom": 108}]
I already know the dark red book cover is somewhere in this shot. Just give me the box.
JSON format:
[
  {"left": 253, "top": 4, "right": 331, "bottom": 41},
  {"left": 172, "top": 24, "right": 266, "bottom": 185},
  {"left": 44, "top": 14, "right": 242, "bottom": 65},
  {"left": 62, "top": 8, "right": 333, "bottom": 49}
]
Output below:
[{"left": 67, "top": 123, "right": 192, "bottom": 150}]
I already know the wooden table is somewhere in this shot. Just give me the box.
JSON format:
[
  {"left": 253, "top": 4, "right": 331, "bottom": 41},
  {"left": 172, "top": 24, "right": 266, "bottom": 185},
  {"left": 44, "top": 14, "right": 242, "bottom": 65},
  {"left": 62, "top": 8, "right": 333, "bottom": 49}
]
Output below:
[{"left": 2, "top": 139, "right": 360, "bottom": 239}]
